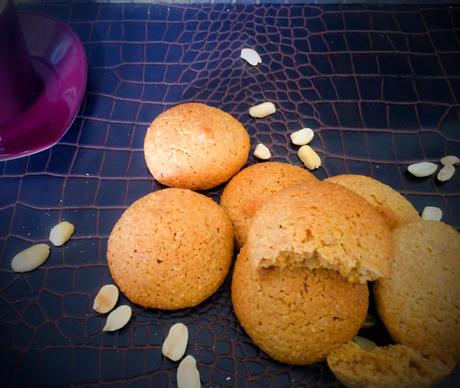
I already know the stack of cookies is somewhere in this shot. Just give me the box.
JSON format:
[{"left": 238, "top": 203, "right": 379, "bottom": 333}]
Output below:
[
  {"left": 107, "top": 102, "right": 459, "bottom": 387},
  {"left": 108, "top": 103, "right": 250, "bottom": 310},
  {"left": 224, "top": 164, "right": 459, "bottom": 386}
]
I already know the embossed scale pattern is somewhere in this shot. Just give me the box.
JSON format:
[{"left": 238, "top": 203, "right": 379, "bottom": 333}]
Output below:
[{"left": 1, "top": 2, "right": 460, "bottom": 387}]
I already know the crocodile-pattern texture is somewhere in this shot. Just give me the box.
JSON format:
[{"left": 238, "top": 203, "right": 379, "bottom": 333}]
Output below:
[{"left": 1, "top": 2, "right": 460, "bottom": 387}]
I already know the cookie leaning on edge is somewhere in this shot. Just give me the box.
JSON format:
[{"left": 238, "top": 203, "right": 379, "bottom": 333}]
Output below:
[
  {"left": 232, "top": 246, "right": 368, "bottom": 365},
  {"left": 247, "top": 181, "right": 394, "bottom": 283},
  {"left": 107, "top": 188, "right": 233, "bottom": 310},
  {"left": 144, "top": 102, "right": 250, "bottom": 190},
  {"left": 327, "top": 342, "right": 454, "bottom": 388},
  {"left": 374, "top": 220, "right": 460, "bottom": 363},
  {"left": 325, "top": 174, "right": 419, "bottom": 229},
  {"left": 220, "top": 162, "right": 318, "bottom": 247}
]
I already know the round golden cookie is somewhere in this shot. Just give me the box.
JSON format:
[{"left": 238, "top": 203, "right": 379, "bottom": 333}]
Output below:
[
  {"left": 325, "top": 174, "right": 419, "bottom": 229},
  {"left": 231, "top": 247, "right": 368, "bottom": 365},
  {"left": 220, "top": 162, "right": 318, "bottom": 247},
  {"left": 144, "top": 103, "right": 250, "bottom": 190},
  {"left": 375, "top": 220, "right": 460, "bottom": 362},
  {"left": 327, "top": 342, "right": 454, "bottom": 388},
  {"left": 247, "top": 181, "right": 394, "bottom": 283},
  {"left": 107, "top": 188, "right": 233, "bottom": 309}
]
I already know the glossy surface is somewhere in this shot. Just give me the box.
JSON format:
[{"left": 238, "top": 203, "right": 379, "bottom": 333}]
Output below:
[
  {"left": 1, "top": 2, "right": 459, "bottom": 387},
  {"left": 0, "top": 1, "right": 42, "bottom": 123},
  {"left": 0, "top": 12, "right": 87, "bottom": 161}
]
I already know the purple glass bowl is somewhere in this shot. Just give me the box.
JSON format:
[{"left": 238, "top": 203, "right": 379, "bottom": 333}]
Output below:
[{"left": 0, "top": 13, "right": 87, "bottom": 161}]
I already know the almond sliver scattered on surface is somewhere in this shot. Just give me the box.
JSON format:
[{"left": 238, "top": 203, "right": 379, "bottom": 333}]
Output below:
[
  {"left": 290, "top": 128, "right": 314, "bottom": 146},
  {"left": 421, "top": 206, "right": 443, "bottom": 221},
  {"left": 249, "top": 102, "right": 276, "bottom": 118},
  {"left": 49, "top": 221, "right": 75, "bottom": 246},
  {"left": 93, "top": 284, "right": 119, "bottom": 314},
  {"left": 298, "top": 145, "right": 321, "bottom": 170},
  {"left": 253, "top": 143, "right": 271, "bottom": 160},
  {"left": 102, "top": 305, "right": 132, "bottom": 332},
  {"left": 353, "top": 336, "right": 377, "bottom": 350},
  {"left": 11, "top": 244, "right": 50, "bottom": 273},
  {"left": 177, "top": 355, "right": 201, "bottom": 388},
  {"left": 162, "top": 323, "right": 189, "bottom": 361},
  {"left": 437, "top": 165, "right": 455, "bottom": 182},
  {"left": 407, "top": 162, "right": 437, "bottom": 178},
  {"left": 240, "top": 48, "right": 262, "bottom": 66},
  {"left": 440, "top": 155, "right": 460, "bottom": 166}
]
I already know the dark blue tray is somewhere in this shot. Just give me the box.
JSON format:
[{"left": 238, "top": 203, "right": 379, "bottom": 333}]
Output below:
[{"left": 1, "top": 2, "right": 459, "bottom": 387}]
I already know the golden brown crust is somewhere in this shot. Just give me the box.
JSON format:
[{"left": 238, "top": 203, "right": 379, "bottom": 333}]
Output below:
[
  {"left": 327, "top": 342, "right": 454, "bottom": 388},
  {"left": 325, "top": 174, "right": 419, "bottom": 229},
  {"left": 107, "top": 188, "right": 233, "bottom": 309},
  {"left": 247, "top": 181, "right": 394, "bottom": 282},
  {"left": 144, "top": 103, "right": 250, "bottom": 190},
  {"left": 375, "top": 220, "right": 460, "bottom": 362},
  {"left": 231, "top": 246, "right": 368, "bottom": 365},
  {"left": 220, "top": 162, "right": 318, "bottom": 247}
]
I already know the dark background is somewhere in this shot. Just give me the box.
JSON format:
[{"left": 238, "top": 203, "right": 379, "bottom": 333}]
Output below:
[{"left": 1, "top": 1, "right": 459, "bottom": 386}]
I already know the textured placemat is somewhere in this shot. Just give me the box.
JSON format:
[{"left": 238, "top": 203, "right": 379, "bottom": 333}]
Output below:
[
  {"left": 1, "top": 2, "right": 459, "bottom": 387},
  {"left": 13, "top": 0, "right": 460, "bottom": 5}
]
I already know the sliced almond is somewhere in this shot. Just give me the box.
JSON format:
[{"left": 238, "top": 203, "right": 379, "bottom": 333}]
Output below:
[
  {"left": 249, "top": 102, "right": 276, "bottom": 118},
  {"left": 49, "top": 221, "right": 75, "bottom": 246},
  {"left": 440, "top": 155, "right": 460, "bottom": 166},
  {"left": 421, "top": 206, "right": 443, "bottom": 221},
  {"left": 11, "top": 244, "right": 50, "bottom": 273},
  {"left": 240, "top": 48, "right": 262, "bottom": 66},
  {"left": 362, "top": 313, "right": 376, "bottom": 329},
  {"left": 93, "top": 284, "right": 119, "bottom": 314},
  {"left": 177, "top": 355, "right": 201, "bottom": 388},
  {"left": 102, "top": 305, "right": 132, "bottom": 332},
  {"left": 162, "top": 323, "right": 189, "bottom": 361},
  {"left": 290, "top": 128, "right": 314, "bottom": 146},
  {"left": 253, "top": 143, "right": 271, "bottom": 160},
  {"left": 407, "top": 162, "right": 437, "bottom": 178},
  {"left": 437, "top": 165, "right": 455, "bottom": 182},
  {"left": 353, "top": 336, "right": 377, "bottom": 350},
  {"left": 298, "top": 145, "right": 321, "bottom": 170}
]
